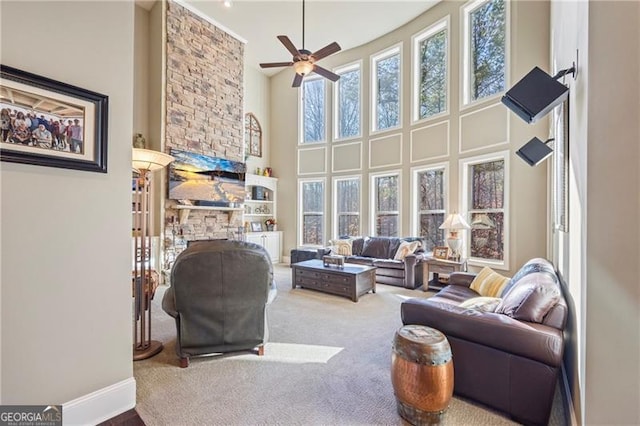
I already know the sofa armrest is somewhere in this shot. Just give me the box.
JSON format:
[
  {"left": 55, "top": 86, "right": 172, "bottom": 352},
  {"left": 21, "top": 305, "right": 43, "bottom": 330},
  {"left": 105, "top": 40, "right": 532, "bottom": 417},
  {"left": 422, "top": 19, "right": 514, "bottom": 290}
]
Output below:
[
  {"left": 161, "top": 285, "right": 178, "bottom": 318},
  {"left": 448, "top": 272, "right": 476, "bottom": 288},
  {"left": 401, "top": 298, "right": 564, "bottom": 367}
]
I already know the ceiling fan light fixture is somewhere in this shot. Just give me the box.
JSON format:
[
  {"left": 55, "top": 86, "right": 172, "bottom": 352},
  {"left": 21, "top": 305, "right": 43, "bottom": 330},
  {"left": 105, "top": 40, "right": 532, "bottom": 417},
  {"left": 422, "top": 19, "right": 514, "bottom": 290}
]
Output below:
[{"left": 293, "top": 60, "right": 314, "bottom": 76}]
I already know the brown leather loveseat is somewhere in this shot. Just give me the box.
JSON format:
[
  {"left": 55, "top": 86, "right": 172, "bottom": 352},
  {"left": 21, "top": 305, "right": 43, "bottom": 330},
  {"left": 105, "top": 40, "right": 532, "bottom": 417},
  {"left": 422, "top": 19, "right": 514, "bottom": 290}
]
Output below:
[
  {"left": 401, "top": 258, "right": 566, "bottom": 425},
  {"left": 330, "top": 236, "right": 426, "bottom": 289}
]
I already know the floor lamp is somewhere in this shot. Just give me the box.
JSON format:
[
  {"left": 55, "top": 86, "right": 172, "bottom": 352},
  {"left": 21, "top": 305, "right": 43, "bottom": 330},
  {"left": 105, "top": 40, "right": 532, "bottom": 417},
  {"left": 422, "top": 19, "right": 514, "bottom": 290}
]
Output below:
[{"left": 132, "top": 148, "right": 174, "bottom": 361}]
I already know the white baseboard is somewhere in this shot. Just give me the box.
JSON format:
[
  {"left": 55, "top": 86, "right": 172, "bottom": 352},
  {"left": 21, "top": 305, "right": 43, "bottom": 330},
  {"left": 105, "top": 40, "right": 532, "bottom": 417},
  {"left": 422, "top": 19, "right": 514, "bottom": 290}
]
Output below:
[
  {"left": 560, "top": 364, "right": 579, "bottom": 425},
  {"left": 282, "top": 255, "right": 291, "bottom": 264},
  {"left": 63, "top": 377, "right": 136, "bottom": 426}
]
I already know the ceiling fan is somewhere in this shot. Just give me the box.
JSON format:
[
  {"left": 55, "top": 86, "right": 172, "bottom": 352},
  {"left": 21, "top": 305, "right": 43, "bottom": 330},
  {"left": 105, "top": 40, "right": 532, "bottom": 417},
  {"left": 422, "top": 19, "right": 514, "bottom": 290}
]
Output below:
[{"left": 259, "top": 0, "right": 342, "bottom": 88}]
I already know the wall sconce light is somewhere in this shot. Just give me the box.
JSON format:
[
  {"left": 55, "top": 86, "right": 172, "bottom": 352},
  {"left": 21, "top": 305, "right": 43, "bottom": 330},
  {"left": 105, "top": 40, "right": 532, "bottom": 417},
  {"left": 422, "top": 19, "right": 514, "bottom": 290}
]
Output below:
[
  {"left": 501, "top": 65, "right": 575, "bottom": 124},
  {"left": 516, "top": 137, "right": 555, "bottom": 167}
]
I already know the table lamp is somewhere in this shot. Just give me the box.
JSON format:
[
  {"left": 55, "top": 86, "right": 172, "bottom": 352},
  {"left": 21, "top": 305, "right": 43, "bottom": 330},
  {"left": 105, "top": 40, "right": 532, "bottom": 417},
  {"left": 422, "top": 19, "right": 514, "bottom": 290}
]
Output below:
[
  {"left": 439, "top": 213, "right": 470, "bottom": 261},
  {"left": 132, "top": 148, "right": 174, "bottom": 360}
]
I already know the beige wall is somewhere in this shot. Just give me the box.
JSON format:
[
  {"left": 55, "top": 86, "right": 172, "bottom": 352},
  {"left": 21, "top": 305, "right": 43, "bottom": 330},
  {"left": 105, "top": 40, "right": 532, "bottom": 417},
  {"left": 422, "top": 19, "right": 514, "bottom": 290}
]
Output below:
[
  {"left": 551, "top": 1, "right": 640, "bottom": 423},
  {"left": 271, "top": 0, "right": 550, "bottom": 275},
  {"left": 1, "top": 0, "right": 135, "bottom": 411},
  {"left": 244, "top": 65, "right": 272, "bottom": 174}
]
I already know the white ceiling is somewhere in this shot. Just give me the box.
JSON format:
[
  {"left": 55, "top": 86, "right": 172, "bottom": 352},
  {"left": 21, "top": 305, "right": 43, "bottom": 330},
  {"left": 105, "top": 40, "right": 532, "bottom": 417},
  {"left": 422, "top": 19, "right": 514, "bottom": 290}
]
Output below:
[{"left": 176, "top": 0, "right": 439, "bottom": 76}]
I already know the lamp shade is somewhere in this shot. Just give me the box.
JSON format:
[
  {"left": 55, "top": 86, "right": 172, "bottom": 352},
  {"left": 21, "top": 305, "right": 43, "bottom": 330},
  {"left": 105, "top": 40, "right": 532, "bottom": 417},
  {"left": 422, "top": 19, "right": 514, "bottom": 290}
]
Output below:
[
  {"left": 439, "top": 213, "right": 470, "bottom": 230},
  {"left": 132, "top": 148, "right": 174, "bottom": 172}
]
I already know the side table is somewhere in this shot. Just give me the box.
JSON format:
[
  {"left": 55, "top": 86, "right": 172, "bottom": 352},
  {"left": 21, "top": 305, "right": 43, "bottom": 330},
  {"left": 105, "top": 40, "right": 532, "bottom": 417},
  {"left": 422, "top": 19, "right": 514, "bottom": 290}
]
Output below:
[{"left": 423, "top": 257, "right": 467, "bottom": 291}]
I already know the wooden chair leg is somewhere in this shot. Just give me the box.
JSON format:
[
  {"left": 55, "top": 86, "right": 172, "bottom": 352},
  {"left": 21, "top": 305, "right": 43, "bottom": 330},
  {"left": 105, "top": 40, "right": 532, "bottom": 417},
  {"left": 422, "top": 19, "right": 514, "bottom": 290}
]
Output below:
[
  {"left": 257, "top": 345, "right": 265, "bottom": 356},
  {"left": 179, "top": 357, "right": 189, "bottom": 368}
]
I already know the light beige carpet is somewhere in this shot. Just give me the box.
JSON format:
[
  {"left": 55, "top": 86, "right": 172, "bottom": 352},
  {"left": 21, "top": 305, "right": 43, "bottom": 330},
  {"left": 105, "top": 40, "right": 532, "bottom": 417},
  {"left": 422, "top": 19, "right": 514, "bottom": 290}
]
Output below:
[{"left": 134, "top": 264, "right": 565, "bottom": 425}]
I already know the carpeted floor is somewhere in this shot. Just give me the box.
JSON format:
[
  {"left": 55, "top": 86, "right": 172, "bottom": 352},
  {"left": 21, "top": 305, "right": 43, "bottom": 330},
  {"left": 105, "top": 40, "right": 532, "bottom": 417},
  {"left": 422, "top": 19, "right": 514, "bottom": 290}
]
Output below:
[{"left": 134, "top": 264, "right": 565, "bottom": 425}]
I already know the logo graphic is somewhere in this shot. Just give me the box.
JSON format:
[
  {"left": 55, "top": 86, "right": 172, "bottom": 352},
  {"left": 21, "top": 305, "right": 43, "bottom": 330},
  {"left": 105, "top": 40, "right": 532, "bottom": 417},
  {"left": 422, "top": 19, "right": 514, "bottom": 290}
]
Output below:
[{"left": 0, "top": 405, "right": 62, "bottom": 426}]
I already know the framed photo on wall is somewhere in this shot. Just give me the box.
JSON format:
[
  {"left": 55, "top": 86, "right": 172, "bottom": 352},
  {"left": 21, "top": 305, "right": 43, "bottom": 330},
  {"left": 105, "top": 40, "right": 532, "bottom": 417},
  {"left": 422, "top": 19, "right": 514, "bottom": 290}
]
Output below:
[{"left": 0, "top": 65, "right": 108, "bottom": 173}]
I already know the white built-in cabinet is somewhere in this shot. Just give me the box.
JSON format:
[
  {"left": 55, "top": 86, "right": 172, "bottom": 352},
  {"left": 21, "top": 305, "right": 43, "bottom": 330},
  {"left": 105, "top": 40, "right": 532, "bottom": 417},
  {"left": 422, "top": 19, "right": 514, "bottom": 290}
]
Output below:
[
  {"left": 245, "top": 174, "right": 282, "bottom": 263},
  {"left": 245, "top": 232, "right": 282, "bottom": 263}
]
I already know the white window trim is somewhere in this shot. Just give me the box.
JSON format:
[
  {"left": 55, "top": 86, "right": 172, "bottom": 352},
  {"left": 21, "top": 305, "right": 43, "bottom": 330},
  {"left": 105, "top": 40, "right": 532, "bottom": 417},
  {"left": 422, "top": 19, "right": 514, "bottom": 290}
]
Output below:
[
  {"left": 369, "top": 169, "right": 402, "bottom": 237},
  {"left": 370, "top": 43, "right": 403, "bottom": 135},
  {"left": 460, "top": 0, "right": 510, "bottom": 110},
  {"left": 410, "top": 162, "right": 449, "bottom": 237},
  {"left": 332, "top": 175, "right": 362, "bottom": 239},
  {"left": 299, "top": 75, "right": 328, "bottom": 145},
  {"left": 411, "top": 16, "right": 450, "bottom": 125},
  {"left": 459, "top": 150, "right": 510, "bottom": 270},
  {"left": 298, "top": 177, "right": 327, "bottom": 247},
  {"left": 333, "top": 60, "right": 363, "bottom": 142}
]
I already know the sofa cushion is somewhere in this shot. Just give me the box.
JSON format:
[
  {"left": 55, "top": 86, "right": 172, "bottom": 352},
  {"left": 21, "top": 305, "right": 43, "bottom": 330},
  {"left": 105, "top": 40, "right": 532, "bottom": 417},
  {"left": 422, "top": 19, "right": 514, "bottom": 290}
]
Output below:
[
  {"left": 469, "top": 267, "right": 510, "bottom": 298},
  {"left": 361, "top": 237, "right": 393, "bottom": 259},
  {"left": 394, "top": 240, "right": 421, "bottom": 260},
  {"left": 344, "top": 256, "right": 374, "bottom": 266},
  {"left": 372, "top": 259, "right": 405, "bottom": 270},
  {"left": 351, "top": 238, "right": 366, "bottom": 256},
  {"left": 495, "top": 274, "right": 561, "bottom": 323},
  {"left": 459, "top": 296, "right": 502, "bottom": 313},
  {"left": 500, "top": 257, "right": 558, "bottom": 297}
]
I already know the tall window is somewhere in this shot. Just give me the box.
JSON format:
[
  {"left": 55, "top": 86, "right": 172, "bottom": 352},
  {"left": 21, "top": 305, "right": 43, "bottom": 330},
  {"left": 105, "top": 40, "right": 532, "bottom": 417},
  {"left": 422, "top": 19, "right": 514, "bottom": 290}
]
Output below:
[
  {"left": 333, "top": 176, "right": 361, "bottom": 238},
  {"left": 372, "top": 46, "right": 401, "bottom": 132},
  {"left": 413, "top": 166, "right": 446, "bottom": 251},
  {"left": 463, "top": 0, "right": 506, "bottom": 104},
  {"left": 302, "top": 77, "right": 325, "bottom": 143},
  {"left": 413, "top": 19, "right": 448, "bottom": 122},
  {"left": 299, "top": 179, "right": 325, "bottom": 246},
  {"left": 371, "top": 172, "right": 400, "bottom": 237},
  {"left": 334, "top": 63, "right": 361, "bottom": 140},
  {"left": 461, "top": 152, "right": 509, "bottom": 267}
]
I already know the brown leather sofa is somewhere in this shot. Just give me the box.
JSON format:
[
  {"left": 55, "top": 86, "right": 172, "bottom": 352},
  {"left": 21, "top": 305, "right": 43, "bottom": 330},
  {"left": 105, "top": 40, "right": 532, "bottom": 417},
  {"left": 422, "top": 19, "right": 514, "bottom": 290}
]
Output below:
[
  {"left": 401, "top": 258, "right": 566, "bottom": 425},
  {"left": 162, "top": 240, "right": 277, "bottom": 367},
  {"left": 339, "top": 237, "right": 426, "bottom": 289}
]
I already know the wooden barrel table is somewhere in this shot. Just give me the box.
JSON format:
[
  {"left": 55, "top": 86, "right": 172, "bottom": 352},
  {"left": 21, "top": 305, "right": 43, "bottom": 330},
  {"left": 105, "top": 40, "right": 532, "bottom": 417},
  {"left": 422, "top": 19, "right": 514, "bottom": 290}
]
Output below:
[{"left": 391, "top": 325, "right": 454, "bottom": 425}]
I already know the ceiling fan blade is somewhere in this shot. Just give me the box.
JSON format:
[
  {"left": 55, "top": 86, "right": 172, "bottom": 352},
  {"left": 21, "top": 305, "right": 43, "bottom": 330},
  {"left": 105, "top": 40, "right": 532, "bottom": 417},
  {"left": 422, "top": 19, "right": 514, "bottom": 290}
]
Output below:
[
  {"left": 260, "top": 62, "right": 294, "bottom": 68},
  {"left": 277, "top": 35, "right": 301, "bottom": 58},
  {"left": 292, "top": 73, "right": 304, "bottom": 88},
  {"left": 313, "top": 65, "right": 340, "bottom": 82},
  {"left": 310, "top": 42, "right": 341, "bottom": 62}
]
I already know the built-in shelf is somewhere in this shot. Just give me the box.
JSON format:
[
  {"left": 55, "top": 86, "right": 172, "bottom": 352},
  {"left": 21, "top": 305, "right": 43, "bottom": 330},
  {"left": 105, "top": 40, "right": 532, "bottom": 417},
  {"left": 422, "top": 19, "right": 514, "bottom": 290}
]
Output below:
[{"left": 174, "top": 205, "right": 243, "bottom": 224}]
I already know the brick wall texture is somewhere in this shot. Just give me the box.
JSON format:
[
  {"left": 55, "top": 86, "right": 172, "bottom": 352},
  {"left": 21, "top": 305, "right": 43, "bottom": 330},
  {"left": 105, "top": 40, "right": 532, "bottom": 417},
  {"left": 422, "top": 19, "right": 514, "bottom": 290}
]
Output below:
[{"left": 164, "top": 0, "right": 244, "bottom": 267}]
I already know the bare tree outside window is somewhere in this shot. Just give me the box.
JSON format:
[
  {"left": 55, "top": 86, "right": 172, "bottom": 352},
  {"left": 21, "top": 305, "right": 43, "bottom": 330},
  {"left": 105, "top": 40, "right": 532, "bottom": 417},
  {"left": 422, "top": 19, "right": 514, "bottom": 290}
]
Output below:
[
  {"left": 470, "top": 0, "right": 506, "bottom": 101},
  {"left": 303, "top": 78, "right": 325, "bottom": 143},
  {"left": 469, "top": 160, "right": 504, "bottom": 260},
  {"left": 418, "top": 29, "right": 447, "bottom": 119},
  {"left": 337, "top": 67, "right": 360, "bottom": 139},
  {"left": 375, "top": 53, "right": 400, "bottom": 130},
  {"left": 336, "top": 178, "right": 360, "bottom": 237},
  {"left": 418, "top": 169, "right": 446, "bottom": 250},
  {"left": 302, "top": 181, "right": 324, "bottom": 245},
  {"left": 374, "top": 174, "right": 399, "bottom": 236}
]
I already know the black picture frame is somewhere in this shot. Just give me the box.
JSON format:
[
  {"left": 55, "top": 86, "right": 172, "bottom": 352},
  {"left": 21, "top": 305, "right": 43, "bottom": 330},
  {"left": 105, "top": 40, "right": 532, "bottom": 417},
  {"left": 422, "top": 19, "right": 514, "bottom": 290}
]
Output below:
[{"left": 0, "top": 65, "right": 108, "bottom": 173}]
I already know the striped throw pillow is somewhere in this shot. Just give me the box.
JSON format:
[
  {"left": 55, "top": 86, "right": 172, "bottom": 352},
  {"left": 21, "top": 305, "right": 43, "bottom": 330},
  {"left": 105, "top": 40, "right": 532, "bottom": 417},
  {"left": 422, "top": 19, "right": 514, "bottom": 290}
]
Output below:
[{"left": 470, "top": 267, "right": 510, "bottom": 298}]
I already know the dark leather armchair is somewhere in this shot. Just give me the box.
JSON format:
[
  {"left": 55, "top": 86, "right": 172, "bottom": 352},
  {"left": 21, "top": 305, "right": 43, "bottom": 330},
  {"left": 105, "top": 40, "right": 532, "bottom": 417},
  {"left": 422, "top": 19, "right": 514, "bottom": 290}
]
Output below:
[{"left": 162, "top": 240, "right": 277, "bottom": 367}]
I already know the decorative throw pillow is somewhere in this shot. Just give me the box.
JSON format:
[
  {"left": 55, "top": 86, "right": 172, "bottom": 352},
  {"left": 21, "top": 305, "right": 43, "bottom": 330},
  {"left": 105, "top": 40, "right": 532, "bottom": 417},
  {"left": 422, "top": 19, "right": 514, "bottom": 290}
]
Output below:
[
  {"left": 329, "top": 238, "right": 353, "bottom": 256},
  {"left": 393, "top": 241, "right": 421, "bottom": 260},
  {"left": 459, "top": 296, "right": 502, "bottom": 313},
  {"left": 469, "top": 267, "right": 511, "bottom": 298},
  {"left": 495, "top": 277, "right": 561, "bottom": 323}
]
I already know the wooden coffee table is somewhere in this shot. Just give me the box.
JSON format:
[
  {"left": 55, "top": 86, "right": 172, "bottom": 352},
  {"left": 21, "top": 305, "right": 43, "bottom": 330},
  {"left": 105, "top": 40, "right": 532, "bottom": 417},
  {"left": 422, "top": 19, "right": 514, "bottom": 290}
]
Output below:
[{"left": 292, "top": 259, "right": 376, "bottom": 302}]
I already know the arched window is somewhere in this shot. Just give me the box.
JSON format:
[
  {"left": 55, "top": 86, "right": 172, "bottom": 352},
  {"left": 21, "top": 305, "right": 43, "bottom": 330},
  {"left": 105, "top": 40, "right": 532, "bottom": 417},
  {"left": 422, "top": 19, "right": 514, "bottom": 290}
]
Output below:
[{"left": 244, "top": 112, "right": 262, "bottom": 157}]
